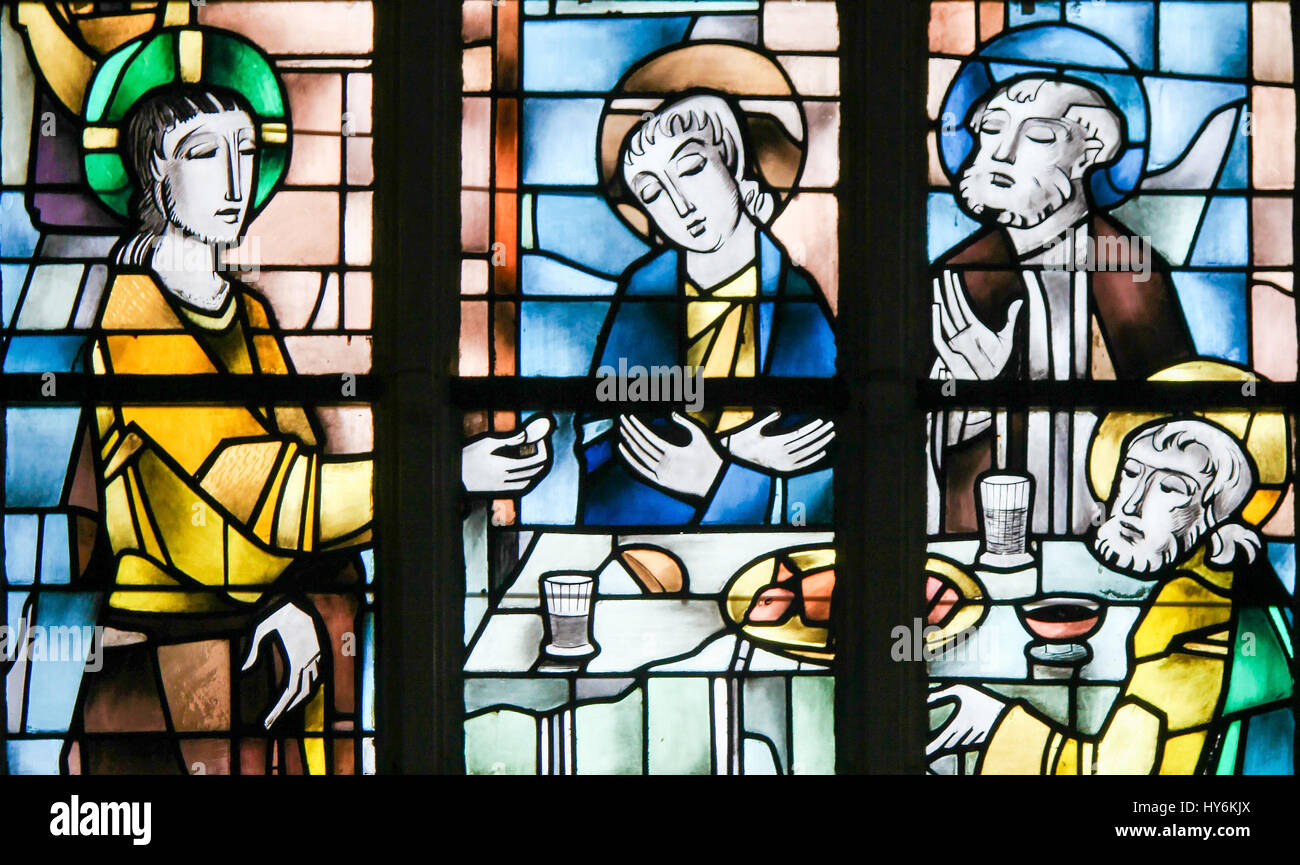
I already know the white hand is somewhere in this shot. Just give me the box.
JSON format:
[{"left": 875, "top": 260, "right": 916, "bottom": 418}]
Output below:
[
  {"left": 927, "top": 684, "right": 1008, "bottom": 756},
  {"left": 618, "top": 412, "right": 724, "bottom": 499},
  {"left": 932, "top": 270, "right": 1023, "bottom": 380},
  {"left": 724, "top": 411, "right": 834, "bottom": 472},
  {"left": 242, "top": 601, "right": 323, "bottom": 730},
  {"left": 461, "top": 415, "right": 553, "bottom": 494}
]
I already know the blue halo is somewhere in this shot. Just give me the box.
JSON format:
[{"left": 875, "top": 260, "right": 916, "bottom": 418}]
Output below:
[{"left": 938, "top": 24, "right": 1150, "bottom": 209}]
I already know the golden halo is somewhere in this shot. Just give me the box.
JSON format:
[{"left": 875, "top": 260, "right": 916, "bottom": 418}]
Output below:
[
  {"left": 597, "top": 42, "right": 808, "bottom": 239},
  {"left": 1087, "top": 361, "right": 1290, "bottom": 527}
]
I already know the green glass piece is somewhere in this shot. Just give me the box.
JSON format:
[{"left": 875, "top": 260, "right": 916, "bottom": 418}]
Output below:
[
  {"left": 83, "top": 153, "right": 131, "bottom": 216},
  {"left": 1224, "top": 607, "right": 1293, "bottom": 714},
  {"left": 791, "top": 675, "right": 835, "bottom": 775},
  {"left": 85, "top": 38, "right": 144, "bottom": 123},
  {"left": 207, "top": 35, "right": 284, "bottom": 117},
  {"left": 1215, "top": 719, "right": 1241, "bottom": 775},
  {"left": 465, "top": 678, "right": 568, "bottom": 714},
  {"left": 106, "top": 32, "right": 175, "bottom": 124},
  {"left": 576, "top": 688, "right": 642, "bottom": 775},
  {"left": 647, "top": 677, "right": 710, "bottom": 775},
  {"left": 255, "top": 148, "right": 287, "bottom": 208},
  {"left": 1075, "top": 685, "right": 1122, "bottom": 737},
  {"left": 1110, "top": 194, "right": 1206, "bottom": 266},
  {"left": 744, "top": 676, "right": 789, "bottom": 772},
  {"left": 1268, "top": 606, "right": 1293, "bottom": 657},
  {"left": 521, "top": 194, "right": 534, "bottom": 249},
  {"left": 464, "top": 710, "right": 537, "bottom": 775}
]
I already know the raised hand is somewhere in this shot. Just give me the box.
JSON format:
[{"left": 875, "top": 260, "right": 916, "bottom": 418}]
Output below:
[
  {"left": 724, "top": 411, "right": 834, "bottom": 472},
  {"left": 618, "top": 412, "right": 724, "bottom": 499},
  {"left": 461, "top": 415, "right": 553, "bottom": 494},
  {"left": 932, "top": 269, "right": 1022, "bottom": 380}
]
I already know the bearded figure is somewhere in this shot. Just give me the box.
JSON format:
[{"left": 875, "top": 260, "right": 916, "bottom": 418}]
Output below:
[
  {"left": 929, "top": 419, "right": 1290, "bottom": 774},
  {"left": 927, "top": 75, "right": 1197, "bottom": 536}
]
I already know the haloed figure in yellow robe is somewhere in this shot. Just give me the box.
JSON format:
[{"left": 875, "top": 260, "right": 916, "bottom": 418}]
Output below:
[
  {"left": 929, "top": 419, "right": 1264, "bottom": 774},
  {"left": 75, "top": 86, "right": 371, "bottom": 775}
]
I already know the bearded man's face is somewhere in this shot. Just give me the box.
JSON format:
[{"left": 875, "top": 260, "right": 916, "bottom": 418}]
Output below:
[
  {"left": 958, "top": 92, "right": 1091, "bottom": 229},
  {"left": 1093, "top": 439, "right": 1214, "bottom": 576}
]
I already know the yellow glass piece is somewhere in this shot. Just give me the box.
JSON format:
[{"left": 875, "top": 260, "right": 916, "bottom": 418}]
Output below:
[
  {"left": 119, "top": 407, "right": 268, "bottom": 473},
  {"left": 243, "top": 294, "right": 272, "bottom": 328},
  {"left": 100, "top": 274, "right": 182, "bottom": 329},
  {"left": 276, "top": 456, "right": 309, "bottom": 549},
  {"left": 303, "top": 689, "right": 327, "bottom": 775},
  {"left": 1182, "top": 641, "right": 1230, "bottom": 656},
  {"left": 1094, "top": 705, "right": 1160, "bottom": 773},
  {"left": 124, "top": 467, "right": 164, "bottom": 562},
  {"left": 253, "top": 443, "right": 298, "bottom": 542},
  {"left": 102, "top": 431, "right": 145, "bottom": 478},
  {"left": 1127, "top": 653, "right": 1224, "bottom": 732},
  {"left": 81, "top": 126, "right": 119, "bottom": 150},
  {"left": 980, "top": 705, "right": 1053, "bottom": 773},
  {"left": 102, "top": 475, "right": 140, "bottom": 553},
  {"left": 161, "top": 1, "right": 192, "bottom": 27},
  {"left": 98, "top": 426, "right": 120, "bottom": 461},
  {"left": 109, "top": 555, "right": 229, "bottom": 613},
  {"left": 16, "top": 2, "right": 96, "bottom": 113},
  {"left": 317, "top": 459, "right": 374, "bottom": 544},
  {"left": 76, "top": 13, "right": 155, "bottom": 55},
  {"left": 1245, "top": 412, "right": 1288, "bottom": 484},
  {"left": 1134, "top": 575, "right": 1231, "bottom": 658},
  {"left": 1159, "top": 730, "right": 1208, "bottom": 774},
  {"left": 199, "top": 440, "right": 285, "bottom": 524},
  {"left": 273, "top": 406, "right": 317, "bottom": 443},
  {"left": 178, "top": 28, "right": 202, "bottom": 83},
  {"left": 261, "top": 122, "right": 289, "bottom": 144},
  {"left": 225, "top": 524, "right": 292, "bottom": 596},
  {"left": 1241, "top": 489, "right": 1282, "bottom": 525},
  {"left": 106, "top": 334, "right": 218, "bottom": 375},
  {"left": 252, "top": 336, "right": 290, "bottom": 373},
  {"left": 685, "top": 266, "right": 758, "bottom": 431},
  {"left": 137, "top": 450, "right": 225, "bottom": 579}
]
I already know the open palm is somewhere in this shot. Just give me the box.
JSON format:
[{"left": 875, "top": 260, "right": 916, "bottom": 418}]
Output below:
[{"left": 931, "top": 270, "right": 1022, "bottom": 380}]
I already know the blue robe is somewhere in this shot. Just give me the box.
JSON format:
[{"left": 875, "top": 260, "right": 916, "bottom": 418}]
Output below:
[{"left": 579, "top": 231, "right": 836, "bottom": 526}]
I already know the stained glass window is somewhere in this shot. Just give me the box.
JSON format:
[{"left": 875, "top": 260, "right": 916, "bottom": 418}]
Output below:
[
  {"left": 924, "top": 1, "right": 1295, "bottom": 774},
  {"left": 2, "top": 1, "right": 375, "bottom": 774},
  {"left": 459, "top": 0, "right": 841, "bottom": 774}
]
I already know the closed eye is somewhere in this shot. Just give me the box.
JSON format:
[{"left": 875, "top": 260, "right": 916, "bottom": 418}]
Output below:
[
  {"left": 676, "top": 154, "right": 706, "bottom": 176},
  {"left": 1024, "top": 125, "right": 1058, "bottom": 145},
  {"left": 184, "top": 145, "right": 218, "bottom": 159},
  {"left": 637, "top": 181, "right": 662, "bottom": 204}
]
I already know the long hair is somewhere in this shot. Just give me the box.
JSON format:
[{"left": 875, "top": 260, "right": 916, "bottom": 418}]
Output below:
[{"left": 113, "top": 86, "right": 249, "bottom": 267}]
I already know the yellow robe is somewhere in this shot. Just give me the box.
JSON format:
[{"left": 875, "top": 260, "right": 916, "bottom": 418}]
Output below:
[
  {"left": 685, "top": 264, "right": 757, "bottom": 434},
  {"left": 89, "top": 272, "right": 372, "bottom": 614},
  {"left": 979, "top": 548, "right": 1233, "bottom": 774}
]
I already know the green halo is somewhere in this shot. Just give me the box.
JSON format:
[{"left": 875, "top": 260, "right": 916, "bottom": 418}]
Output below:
[{"left": 81, "top": 26, "right": 291, "bottom": 218}]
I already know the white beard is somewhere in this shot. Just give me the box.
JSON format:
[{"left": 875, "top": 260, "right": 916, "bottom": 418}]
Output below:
[
  {"left": 958, "top": 165, "right": 1075, "bottom": 229},
  {"left": 1093, "top": 517, "right": 1203, "bottom": 576}
]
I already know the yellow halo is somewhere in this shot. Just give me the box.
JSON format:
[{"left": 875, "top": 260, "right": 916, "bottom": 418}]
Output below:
[{"left": 1087, "top": 361, "right": 1290, "bottom": 527}]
